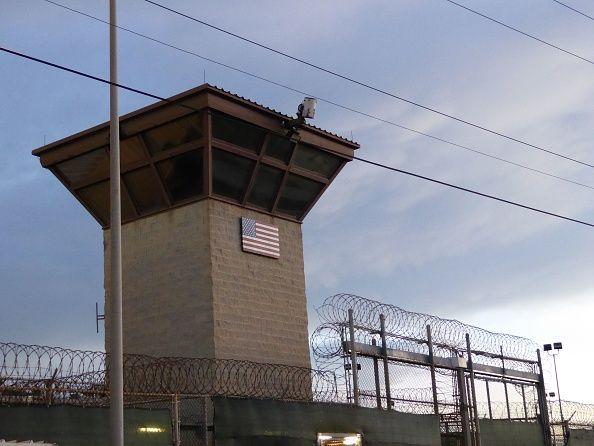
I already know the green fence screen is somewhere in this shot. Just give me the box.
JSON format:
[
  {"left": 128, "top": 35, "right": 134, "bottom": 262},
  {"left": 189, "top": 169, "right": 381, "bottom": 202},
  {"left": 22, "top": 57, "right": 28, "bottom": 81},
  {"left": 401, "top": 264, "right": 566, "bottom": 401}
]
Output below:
[
  {"left": 568, "top": 428, "right": 594, "bottom": 446},
  {"left": 479, "top": 419, "right": 545, "bottom": 446},
  {"left": 213, "top": 397, "right": 442, "bottom": 446},
  {"left": 0, "top": 405, "right": 171, "bottom": 446}
]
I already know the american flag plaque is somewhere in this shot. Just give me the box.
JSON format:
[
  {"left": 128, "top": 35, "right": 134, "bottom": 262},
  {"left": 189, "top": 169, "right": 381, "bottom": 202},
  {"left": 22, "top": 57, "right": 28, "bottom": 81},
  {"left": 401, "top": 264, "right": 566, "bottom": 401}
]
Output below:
[{"left": 240, "top": 217, "right": 280, "bottom": 259}]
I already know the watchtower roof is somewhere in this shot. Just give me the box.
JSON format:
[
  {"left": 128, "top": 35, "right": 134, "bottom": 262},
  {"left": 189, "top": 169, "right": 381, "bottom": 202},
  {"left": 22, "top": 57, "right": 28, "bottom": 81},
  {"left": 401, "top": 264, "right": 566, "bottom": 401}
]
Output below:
[{"left": 32, "top": 84, "right": 359, "bottom": 227}]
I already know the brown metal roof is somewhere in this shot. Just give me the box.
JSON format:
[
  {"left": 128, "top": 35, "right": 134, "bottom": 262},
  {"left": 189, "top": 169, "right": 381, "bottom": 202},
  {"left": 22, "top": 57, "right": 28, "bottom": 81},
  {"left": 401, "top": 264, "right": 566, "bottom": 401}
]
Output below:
[
  {"left": 32, "top": 84, "right": 359, "bottom": 227},
  {"left": 32, "top": 84, "right": 359, "bottom": 157}
]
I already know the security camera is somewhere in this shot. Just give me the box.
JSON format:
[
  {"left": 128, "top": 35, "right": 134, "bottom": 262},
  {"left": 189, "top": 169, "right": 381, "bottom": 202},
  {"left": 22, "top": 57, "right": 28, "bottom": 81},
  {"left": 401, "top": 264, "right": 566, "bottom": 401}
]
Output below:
[
  {"left": 283, "top": 97, "right": 318, "bottom": 138},
  {"left": 298, "top": 97, "right": 317, "bottom": 119}
]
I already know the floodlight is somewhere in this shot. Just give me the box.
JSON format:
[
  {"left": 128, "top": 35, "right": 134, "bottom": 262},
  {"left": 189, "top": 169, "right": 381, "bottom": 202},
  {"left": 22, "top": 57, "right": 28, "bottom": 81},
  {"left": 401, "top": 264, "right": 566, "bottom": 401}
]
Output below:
[
  {"left": 553, "top": 342, "right": 563, "bottom": 350},
  {"left": 543, "top": 344, "right": 552, "bottom": 352},
  {"left": 343, "top": 435, "right": 362, "bottom": 445}
]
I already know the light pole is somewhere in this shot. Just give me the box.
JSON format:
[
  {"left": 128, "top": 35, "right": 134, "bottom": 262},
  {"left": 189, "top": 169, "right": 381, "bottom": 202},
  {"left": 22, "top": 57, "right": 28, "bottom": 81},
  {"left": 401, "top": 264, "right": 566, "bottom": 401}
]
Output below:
[
  {"left": 544, "top": 343, "right": 565, "bottom": 444},
  {"left": 109, "top": 0, "right": 124, "bottom": 445}
]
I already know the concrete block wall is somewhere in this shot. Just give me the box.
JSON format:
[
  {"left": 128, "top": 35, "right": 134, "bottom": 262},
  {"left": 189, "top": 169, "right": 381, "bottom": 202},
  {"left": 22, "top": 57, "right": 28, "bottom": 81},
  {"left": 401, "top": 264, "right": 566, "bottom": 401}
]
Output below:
[
  {"left": 209, "top": 200, "right": 310, "bottom": 368},
  {"left": 104, "top": 198, "right": 311, "bottom": 369},
  {"left": 104, "top": 201, "right": 215, "bottom": 359}
]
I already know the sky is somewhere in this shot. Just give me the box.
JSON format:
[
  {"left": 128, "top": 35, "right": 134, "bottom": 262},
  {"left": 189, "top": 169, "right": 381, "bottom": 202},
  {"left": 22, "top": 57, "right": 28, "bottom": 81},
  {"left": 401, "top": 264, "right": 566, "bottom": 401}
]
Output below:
[{"left": 1, "top": 0, "right": 593, "bottom": 403}]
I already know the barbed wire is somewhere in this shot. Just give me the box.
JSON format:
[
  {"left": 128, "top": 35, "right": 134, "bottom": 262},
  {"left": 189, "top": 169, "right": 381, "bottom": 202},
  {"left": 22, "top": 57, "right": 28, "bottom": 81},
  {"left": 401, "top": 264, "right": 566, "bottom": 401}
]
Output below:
[
  {"left": 312, "top": 294, "right": 539, "bottom": 363},
  {"left": 550, "top": 400, "right": 594, "bottom": 428},
  {"left": 0, "top": 341, "right": 338, "bottom": 403}
]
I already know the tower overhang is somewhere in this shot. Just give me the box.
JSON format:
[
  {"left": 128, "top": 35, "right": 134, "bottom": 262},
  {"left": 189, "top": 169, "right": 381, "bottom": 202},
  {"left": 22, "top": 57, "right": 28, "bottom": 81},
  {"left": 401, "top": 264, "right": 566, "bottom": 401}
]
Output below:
[{"left": 32, "top": 84, "right": 359, "bottom": 227}]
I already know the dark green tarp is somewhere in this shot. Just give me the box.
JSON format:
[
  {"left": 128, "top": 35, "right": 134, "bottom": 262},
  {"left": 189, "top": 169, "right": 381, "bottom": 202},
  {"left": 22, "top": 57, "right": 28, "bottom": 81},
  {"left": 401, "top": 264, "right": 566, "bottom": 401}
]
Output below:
[
  {"left": 479, "top": 419, "right": 545, "bottom": 446},
  {"left": 568, "top": 428, "right": 594, "bottom": 446},
  {"left": 0, "top": 405, "right": 171, "bottom": 446},
  {"left": 213, "top": 397, "right": 442, "bottom": 446}
]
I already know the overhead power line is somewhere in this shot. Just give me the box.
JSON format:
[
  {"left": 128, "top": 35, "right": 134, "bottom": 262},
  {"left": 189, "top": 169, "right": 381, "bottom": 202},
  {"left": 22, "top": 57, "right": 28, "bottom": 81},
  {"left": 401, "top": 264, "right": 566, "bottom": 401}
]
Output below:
[
  {"left": 139, "top": 0, "right": 594, "bottom": 169},
  {"left": 444, "top": 0, "right": 594, "bottom": 65},
  {"left": 1, "top": 45, "right": 592, "bottom": 228},
  {"left": 38, "top": 0, "right": 594, "bottom": 192},
  {"left": 551, "top": 0, "right": 594, "bottom": 22}
]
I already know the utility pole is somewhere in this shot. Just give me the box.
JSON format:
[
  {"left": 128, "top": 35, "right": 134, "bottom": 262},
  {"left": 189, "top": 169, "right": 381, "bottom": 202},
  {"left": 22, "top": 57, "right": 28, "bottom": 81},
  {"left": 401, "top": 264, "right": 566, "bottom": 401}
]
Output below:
[
  {"left": 109, "top": 0, "right": 124, "bottom": 445},
  {"left": 552, "top": 354, "right": 565, "bottom": 439},
  {"left": 544, "top": 343, "right": 565, "bottom": 445}
]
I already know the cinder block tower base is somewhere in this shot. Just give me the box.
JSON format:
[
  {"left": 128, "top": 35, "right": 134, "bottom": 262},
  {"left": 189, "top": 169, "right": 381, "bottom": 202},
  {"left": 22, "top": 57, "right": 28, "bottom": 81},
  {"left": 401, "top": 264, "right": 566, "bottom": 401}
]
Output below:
[{"left": 104, "top": 199, "right": 310, "bottom": 368}]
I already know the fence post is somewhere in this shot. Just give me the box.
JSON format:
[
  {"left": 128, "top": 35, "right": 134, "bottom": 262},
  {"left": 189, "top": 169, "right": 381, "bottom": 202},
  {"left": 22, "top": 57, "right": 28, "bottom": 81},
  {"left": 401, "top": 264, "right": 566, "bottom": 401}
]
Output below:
[
  {"left": 348, "top": 309, "right": 360, "bottom": 406},
  {"left": 500, "top": 346, "right": 511, "bottom": 420},
  {"left": 485, "top": 380, "right": 493, "bottom": 419},
  {"left": 466, "top": 334, "right": 481, "bottom": 446},
  {"left": 457, "top": 367, "right": 473, "bottom": 446},
  {"left": 372, "top": 338, "right": 382, "bottom": 409},
  {"left": 521, "top": 384, "right": 529, "bottom": 421},
  {"left": 426, "top": 325, "right": 439, "bottom": 416},
  {"left": 379, "top": 314, "right": 392, "bottom": 409},
  {"left": 172, "top": 394, "right": 180, "bottom": 446}
]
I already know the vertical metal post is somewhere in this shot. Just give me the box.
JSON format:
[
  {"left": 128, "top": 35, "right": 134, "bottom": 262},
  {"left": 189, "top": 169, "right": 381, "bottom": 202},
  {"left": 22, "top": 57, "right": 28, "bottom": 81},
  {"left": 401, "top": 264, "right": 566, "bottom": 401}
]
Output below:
[
  {"left": 379, "top": 314, "right": 392, "bottom": 409},
  {"left": 426, "top": 325, "right": 439, "bottom": 416},
  {"left": 348, "top": 309, "right": 359, "bottom": 406},
  {"left": 457, "top": 368, "right": 472, "bottom": 446},
  {"left": 537, "top": 349, "right": 553, "bottom": 446},
  {"left": 172, "top": 394, "right": 180, "bottom": 446},
  {"left": 552, "top": 354, "right": 565, "bottom": 441},
  {"left": 466, "top": 334, "right": 481, "bottom": 446},
  {"left": 485, "top": 380, "right": 493, "bottom": 419},
  {"left": 500, "top": 346, "right": 511, "bottom": 420},
  {"left": 109, "top": 1, "right": 124, "bottom": 445},
  {"left": 372, "top": 338, "right": 382, "bottom": 409},
  {"left": 521, "top": 385, "right": 528, "bottom": 421}
]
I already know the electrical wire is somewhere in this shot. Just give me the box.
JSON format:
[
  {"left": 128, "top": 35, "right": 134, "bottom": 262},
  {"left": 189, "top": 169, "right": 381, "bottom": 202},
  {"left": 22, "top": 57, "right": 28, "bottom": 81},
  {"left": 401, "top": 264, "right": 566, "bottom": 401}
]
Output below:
[
  {"left": 444, "top": 0, "right": 594, "bottom": 65},
  {"left": 139, "top": 0, "right": 594, "bottom": 169},
  {"left": 37, "top": 0, "right": 594, "bottom": 192},
  {"left": 1, "top": 45, "right": 593, "bottom": 228},
  {"left": 551, "top": 0, "right": 594, "bottom": 22}
]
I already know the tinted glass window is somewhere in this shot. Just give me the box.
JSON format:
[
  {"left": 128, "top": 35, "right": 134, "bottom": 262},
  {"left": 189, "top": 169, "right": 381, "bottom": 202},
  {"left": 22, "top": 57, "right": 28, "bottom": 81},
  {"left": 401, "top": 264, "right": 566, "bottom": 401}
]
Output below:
[
  {"left": 156, "top": 150, "right": 203, "bottom": 203},
  {"left": 293, "top": 144, "right": 342, "bottom": 178},
  {"left": 143, "top": 113, "right": 202, "bottom": 154},
  {"left": 211, "top": 113, "right": 265, "bottom": 153},
  {"left": 123, "top": 167, "right": 168, "bottom": 214},
  {"left": 77, "top": 180, "right": 135, "bottom": 225},
  {"left": 247, "top": 164, "right": 284, "bottom": 210},
  {"left": 120, "top": 136, "right": 147, "bottom": 167},
  {"left": 56, "top": 148, "right": 108, "bottom": 186},
  {"left": 276, "top": 173, "right": 323, "bottom": 218},
  {"left": 264, "top": 134, "right": 294, "bottom": 163},
  {"left": 212, "top": 149, "right": 255, "bottom": 201}
]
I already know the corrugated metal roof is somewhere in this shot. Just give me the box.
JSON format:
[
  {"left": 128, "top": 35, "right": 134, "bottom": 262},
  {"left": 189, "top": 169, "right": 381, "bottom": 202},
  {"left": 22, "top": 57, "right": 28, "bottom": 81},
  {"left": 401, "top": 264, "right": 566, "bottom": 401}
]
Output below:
[{"left": 205, "top": 84, "right": 359, "bottom": 146}]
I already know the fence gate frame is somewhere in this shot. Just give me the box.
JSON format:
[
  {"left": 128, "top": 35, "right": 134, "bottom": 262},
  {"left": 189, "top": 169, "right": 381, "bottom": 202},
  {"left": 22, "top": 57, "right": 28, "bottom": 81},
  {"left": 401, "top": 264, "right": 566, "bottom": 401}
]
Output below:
[{"left": 340, "top": 309, "right": 554, "bottom": 446}]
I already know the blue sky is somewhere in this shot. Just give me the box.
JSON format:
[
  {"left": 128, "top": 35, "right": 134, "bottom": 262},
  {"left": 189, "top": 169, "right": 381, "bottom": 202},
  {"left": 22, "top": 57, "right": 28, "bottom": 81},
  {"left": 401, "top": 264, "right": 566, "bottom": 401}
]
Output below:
[{"left": 1, "top": 0, "right": 593, "bottom": 402}]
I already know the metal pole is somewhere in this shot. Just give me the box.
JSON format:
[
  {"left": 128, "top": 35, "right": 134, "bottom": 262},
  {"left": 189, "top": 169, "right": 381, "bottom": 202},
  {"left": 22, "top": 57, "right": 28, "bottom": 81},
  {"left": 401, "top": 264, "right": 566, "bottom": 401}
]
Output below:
[
  {"left": 379, "top": 314, "right": 392, "bottom": 409},
  {"left": 552, "top": 354, "right": 566, "bottom": 441},
  {"left": 348, "top": 309, "right": 359, "bottom": 406},
  {"left": 457, "top": 368, "right": 472, "bottom": 446},
  {"left": 372, "top": 338, "right": 382, "bottom": 409},
  {"left": 426, "top": 325, "right": 439, "bottom": 416},
  {"left": 537, "top": 349, "right": 553, "bottom": 446},
  {"left": 172, "top": 394, "right": 180, "bottom": 446},
  {"left": 521, "top": 385, "right": 528, "bottom": 421},
  {"left": 109, "top": 1, "right": 124, "bottom": 445},
  {"left": 485, "top": 380, "right": 493, "bottom": 419},
  {"left": 501, "top": 346, "right": 511, "bottom": 420},
  {"left": 466, "top": 334, "right": 481, "bottom": 446}
]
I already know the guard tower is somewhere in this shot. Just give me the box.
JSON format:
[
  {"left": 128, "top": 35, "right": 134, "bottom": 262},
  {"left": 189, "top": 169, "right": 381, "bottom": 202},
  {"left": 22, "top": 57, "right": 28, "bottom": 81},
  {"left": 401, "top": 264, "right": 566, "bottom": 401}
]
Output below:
[{"left": 32, "top": 85, "right": 358, "bottom": 368}]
